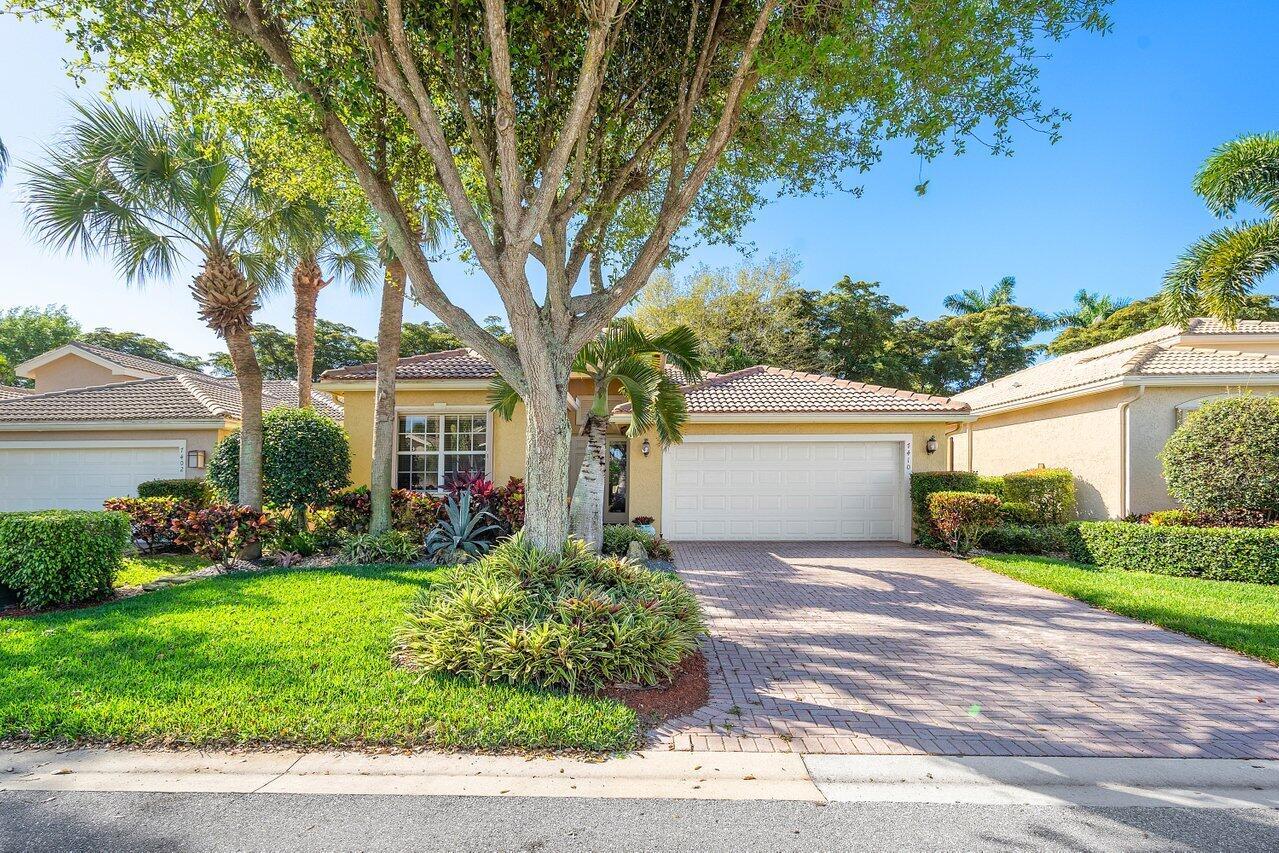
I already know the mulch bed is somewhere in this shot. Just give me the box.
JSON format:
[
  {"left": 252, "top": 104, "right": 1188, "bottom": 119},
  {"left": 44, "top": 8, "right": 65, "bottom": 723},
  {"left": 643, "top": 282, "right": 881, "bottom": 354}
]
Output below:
[{"left": 601, "top": 651, "right": 708, "bottom": 722}]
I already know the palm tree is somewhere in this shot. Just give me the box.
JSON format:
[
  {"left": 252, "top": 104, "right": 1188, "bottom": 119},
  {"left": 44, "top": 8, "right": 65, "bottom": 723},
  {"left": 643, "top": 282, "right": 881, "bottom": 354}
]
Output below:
[
  {"left": 280, "top": 209, "right": 377, "bottom": 406},
  {"left": 1164, "top": 133, "right": 1279, "bottom": 323},
  {"left": 943, "top": 275, "right": 1018, "bottom": 314},
  {"left": 490, "top": 320, "right": 703, "bottom": 550},
  {"left": 1052, "top": 289, "right": 1131, "bottom": 329},
  {"left": 23, "top": 100, "right": 282, "bottom": 509},
  {"left": 0, "top": 137, "right": 9, "bottom": 185}
]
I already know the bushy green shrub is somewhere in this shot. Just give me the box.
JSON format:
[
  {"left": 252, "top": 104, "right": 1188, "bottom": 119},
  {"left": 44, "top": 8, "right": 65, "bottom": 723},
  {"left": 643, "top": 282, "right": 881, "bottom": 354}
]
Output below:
[
  {"left": 1076, "top": 521, "right": 1279, "bottom": 584},
  {"left": 137, "top": 478, "right": 210, "bottom": 505},
  {"left": 210, "top": 408, "right": 351, "bottom": 508},
  {"left": 340, "top": 530, "right": 422, "bottom": 565},
  {"left": 1147, "top": 508, "right": 1274, "bottom": 528},
  {"left": 980, "top": 523, "right": 1083, "bottom": 557},
  {"left": 1001, "top": 468, "right": 1076, "bottom": 524},
  {"left": 170, "top": 505, "right": 274, "bottom": 565},
  {"left": 909, "top": 472, "right": 1000, "bottom": 543},
  {"left": 1161, "top": 395, "right": 1279, "bottom": 516},
  {"left": 927, "top": 491, "right": 1002, "bottom": 555},
  {"left": 602, "top": 524, "right": 674, "bottom": 562},
  {"left": 0, "top": 510, "right": 130, "bottom": 609},
  {"left": 998, "top": 501, "right": 1038, "bottom": 525},
  {"left": 976, "top": 476, "right": 1006, "bottom": 499},
  {"left": 398, "top": 533, "right": 705, "bottom": 692}
]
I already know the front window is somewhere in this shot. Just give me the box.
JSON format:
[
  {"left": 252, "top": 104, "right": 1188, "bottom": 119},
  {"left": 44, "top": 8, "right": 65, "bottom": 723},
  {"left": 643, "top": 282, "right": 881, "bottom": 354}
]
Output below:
[{"left": 396, "top": 413, "right": 488, "bottom": 491}]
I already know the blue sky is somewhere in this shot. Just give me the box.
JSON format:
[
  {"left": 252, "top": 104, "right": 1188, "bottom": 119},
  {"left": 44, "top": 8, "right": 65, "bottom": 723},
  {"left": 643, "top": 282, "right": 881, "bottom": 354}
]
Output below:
[{"left": 1, "top": 1, "right": 1276, "bottom": 361}]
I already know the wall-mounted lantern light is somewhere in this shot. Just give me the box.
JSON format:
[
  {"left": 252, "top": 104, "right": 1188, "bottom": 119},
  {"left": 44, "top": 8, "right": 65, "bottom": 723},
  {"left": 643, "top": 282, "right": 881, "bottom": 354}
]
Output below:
[
  {"left": 187, "top": 450, "right": 207, "bottom": 470},
  {"left": 925, "top": 435, "right": 938, "bottom": 455},
  {"left": 641, "top": 438, "right": 651, "bottom": 457}
]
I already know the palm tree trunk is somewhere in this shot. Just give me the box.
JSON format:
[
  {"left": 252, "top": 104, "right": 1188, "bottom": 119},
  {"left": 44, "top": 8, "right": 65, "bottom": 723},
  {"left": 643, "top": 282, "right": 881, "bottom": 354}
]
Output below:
[
  {"left": 569, "top": 413, "right": 609, "bottom": 551},
  {"left": 293, "top": 254, "right": 325, "bottom": 407},
  {"left": 224, "top": 324, "right": 265, "bottom": 511},
  {"left": 370, "top": 260, "right": 406, "bottom": 534}
]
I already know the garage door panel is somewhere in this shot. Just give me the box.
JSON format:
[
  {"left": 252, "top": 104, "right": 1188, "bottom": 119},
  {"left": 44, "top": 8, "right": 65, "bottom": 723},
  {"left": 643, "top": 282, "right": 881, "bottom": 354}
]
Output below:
[
  {"left": 664, "top": 438, "right": 904, "bottom": 542},
  {"left": 0, "top": 443, "right": 184, "bottom": 512}
]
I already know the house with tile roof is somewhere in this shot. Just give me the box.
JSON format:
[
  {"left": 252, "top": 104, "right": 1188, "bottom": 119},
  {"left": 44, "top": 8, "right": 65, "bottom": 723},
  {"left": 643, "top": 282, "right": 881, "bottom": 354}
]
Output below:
[
  {"left": 319, "top": 350, "right": 974, "bottom": 541},
  {"left": 953, "top": 318, "right": 1279, "bottom": 519},
  {"left": 0, "top": 344, "right": 342, "bottom": 512}
]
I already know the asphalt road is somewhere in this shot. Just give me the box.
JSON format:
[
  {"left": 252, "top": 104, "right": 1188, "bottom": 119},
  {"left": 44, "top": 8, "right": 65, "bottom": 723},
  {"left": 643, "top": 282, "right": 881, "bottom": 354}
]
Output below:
[{"left": 2, "top": 791, "right": 1278, "bottom": 852}]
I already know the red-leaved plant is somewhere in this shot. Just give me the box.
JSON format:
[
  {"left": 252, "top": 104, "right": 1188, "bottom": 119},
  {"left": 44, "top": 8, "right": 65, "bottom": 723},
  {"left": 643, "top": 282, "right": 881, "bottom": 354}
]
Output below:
[
  {"left": 171, "top": 504, "right": 274, "bottom": 565},
  {"left": 104, "top": 496, "right": 192, "bottom": 553},
  {"left": 927, "top": 491, "right": 1002, "bottom": 555}
]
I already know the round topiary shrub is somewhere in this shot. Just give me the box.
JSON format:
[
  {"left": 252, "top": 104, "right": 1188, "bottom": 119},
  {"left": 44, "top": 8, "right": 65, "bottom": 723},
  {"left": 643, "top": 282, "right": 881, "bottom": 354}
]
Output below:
[
  {"left": 210, "top": 407, "right": 351, "bottom": 509},
  {"left": 1161, "top": 395, "right": 1279, "bottom": 516},
  {"left": 397, "top": 532, "right": 705, "bottom": 692}
]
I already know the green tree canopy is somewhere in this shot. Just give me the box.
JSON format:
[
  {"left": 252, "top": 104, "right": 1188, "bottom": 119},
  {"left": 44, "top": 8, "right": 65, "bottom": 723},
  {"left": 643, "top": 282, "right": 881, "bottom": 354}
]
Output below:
[
  {"left": 208, "top": 320, "right": 377, "bottom": 379},
  {"left": 210, "top": 407, "right": 351, "bottom": 508},
  {"left": 0, "top": 305, "right": 80, "bottom": 371},
  {"left": 1047, "top": 295, "right": 1279, "bottom": 356}
]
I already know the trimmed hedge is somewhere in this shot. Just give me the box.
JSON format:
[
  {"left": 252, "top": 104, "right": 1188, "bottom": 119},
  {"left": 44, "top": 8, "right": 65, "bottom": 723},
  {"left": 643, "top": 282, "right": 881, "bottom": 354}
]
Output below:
[
  {"left": 210, "top": 408, "right": 351, "bottom": 508},
  {"left": 0, "top": 510, "right": 130, "bottom": 609},
  {"left": 1161, "top": 395, "right": 1279, "bottom": 515},
  {"left": 980, "top": 523, "right": 1084, "bottom": 558},
  {"left": 138, "top": 478, "right": 210, "bottom": 505},
  {"left": 1002, "top": 468, "right": 1076, "bottom": 524},
  {"left": 910, "top": 472, "right": 1000, "bottom": 544},
  {"left": 1076, "top": 521, "right": 1279, "bottom": 585}
]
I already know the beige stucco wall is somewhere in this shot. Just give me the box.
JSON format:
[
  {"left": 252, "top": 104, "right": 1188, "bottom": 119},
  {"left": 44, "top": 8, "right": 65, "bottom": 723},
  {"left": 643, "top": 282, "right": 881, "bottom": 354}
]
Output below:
[
  {"left": 332, "top": 381, "right": 958, "bottom": 536},
  {"left": 1127, "top": 384, "right": 1279, "bottom": 514},
  {"left": 0, "top": 427, "right": 222, "bottom": 481},
  {"left": 957, "top": 388, "right": 1130, "bottom": 520},
  {"left": 26, "top": 354, "right": 143, "bottom": 393}
]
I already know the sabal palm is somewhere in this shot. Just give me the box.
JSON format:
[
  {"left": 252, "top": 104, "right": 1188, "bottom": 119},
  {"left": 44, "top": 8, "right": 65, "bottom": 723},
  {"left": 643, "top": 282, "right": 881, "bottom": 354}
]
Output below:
[
  {"left": 23, "top": 100, "right": 282, "bottom": 509},
  {"left": 489, "top": 319, "right": 703, "bottom": 550},
  {"left": 280, "top": 208, "right": 378, "bottom": 406},
  {"left": 1164, "top": 133, "right": 1279, "bottom": 323},
  {"left": 943, "top": 276, "right": 1017, "bottom": 315},
  {"left": 1053, "top": 289, "right": 1130, "bottom": 329}
]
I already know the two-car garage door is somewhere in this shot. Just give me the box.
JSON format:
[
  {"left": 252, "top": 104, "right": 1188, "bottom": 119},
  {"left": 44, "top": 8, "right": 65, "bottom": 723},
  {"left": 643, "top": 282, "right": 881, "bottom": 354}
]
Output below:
[
  {"left": 0, "top": 441, "right": 187, "bottom": 512},
  {"left": 662, "top": 436, "right": 908, "bottom": 542}
]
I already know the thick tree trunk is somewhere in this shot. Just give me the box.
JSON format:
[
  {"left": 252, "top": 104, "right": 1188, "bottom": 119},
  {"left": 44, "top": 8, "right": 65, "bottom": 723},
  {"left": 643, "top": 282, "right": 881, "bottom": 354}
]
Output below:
[
  {"left": 293, "top": 255, "right": 324, "bottom": 407},
  {"left": 370, "top": 260, "right": 406, "bottom": 535},
  {"left": 522, "top": 372, "right": 572, "bottom": 552},
  {"left": 223, "top": 324, "right": 264, "bottom": 511},
  {"left": 569, "top": 413, "right": 609, "bottom": 551}
]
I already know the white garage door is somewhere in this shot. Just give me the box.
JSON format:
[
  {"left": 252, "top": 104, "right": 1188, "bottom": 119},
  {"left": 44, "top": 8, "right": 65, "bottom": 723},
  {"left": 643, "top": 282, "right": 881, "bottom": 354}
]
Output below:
[
  {"left": 0, "top": 441, "right": 186, "bottom": 512},
  {"left": 662, "top": 437, "right": 907, "bottom": 541}
]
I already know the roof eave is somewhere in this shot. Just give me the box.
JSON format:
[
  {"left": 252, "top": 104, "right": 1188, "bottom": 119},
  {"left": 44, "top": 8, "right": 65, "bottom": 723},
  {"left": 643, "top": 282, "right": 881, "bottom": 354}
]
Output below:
[
  {"left": 316, "top": 378, "right": 494, "bottom": 391},
  {"left": 965, "top": 373, "right": 1279, "bottom": 416},
  {"left": 0, "top": 418, "right": 232, "bottom": 431},
  {"left": 613, "top": 411, "right": 973, "bottom": 423}
]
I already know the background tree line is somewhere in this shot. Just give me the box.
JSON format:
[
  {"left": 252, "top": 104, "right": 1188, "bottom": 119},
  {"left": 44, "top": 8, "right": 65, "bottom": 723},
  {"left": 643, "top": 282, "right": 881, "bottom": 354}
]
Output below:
[{"left": 634, "top": 256, "right": 1279, "bottom": 395}]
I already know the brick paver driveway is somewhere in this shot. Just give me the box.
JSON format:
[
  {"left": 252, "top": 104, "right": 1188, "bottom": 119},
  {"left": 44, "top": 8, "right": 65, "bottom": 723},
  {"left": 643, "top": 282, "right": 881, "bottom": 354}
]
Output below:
[{"left": 653, "top": 542, "right": 1279, "bottom": 757}]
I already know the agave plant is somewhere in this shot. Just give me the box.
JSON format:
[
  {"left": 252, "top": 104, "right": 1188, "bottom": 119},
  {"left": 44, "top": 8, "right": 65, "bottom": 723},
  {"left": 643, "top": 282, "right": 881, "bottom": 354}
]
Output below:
[{"left": 424, "top": 491, "right": 503, "bottom": 563}]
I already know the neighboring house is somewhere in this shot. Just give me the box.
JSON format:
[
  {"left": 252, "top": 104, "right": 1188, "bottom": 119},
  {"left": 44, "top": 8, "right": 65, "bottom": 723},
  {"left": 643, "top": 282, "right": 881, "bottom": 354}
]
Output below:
[
  {"left": 0, "top": 344, "right": 341, "bottom": 512},
  {"left": 953, "top": 318, "right": 1279, "bottom": 520},
  {"left": 319, "top": 351, "right": 973, "bottom": 542},
  {"left": 0, "top": 385, "right": 33, "bottom": 401},
  {"left": 16, "top": 341, "right": 209, "bottom": 393}
]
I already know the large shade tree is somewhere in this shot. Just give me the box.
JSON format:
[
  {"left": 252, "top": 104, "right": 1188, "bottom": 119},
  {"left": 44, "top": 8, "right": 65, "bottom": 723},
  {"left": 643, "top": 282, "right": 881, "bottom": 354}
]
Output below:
[
  {"left": 22, "top": 0, "right": 1111, "bottom": 548},
  {"left": 22, "top": 101, "right": 281, "bottom": 508},
  {"left": 1163, "top": 133, "right": 1279, "bottom": 323}
]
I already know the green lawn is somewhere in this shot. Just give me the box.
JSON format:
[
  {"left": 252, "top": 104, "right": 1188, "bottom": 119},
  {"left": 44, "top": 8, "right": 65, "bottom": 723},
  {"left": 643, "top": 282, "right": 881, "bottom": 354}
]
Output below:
[
  {"left": 115, "top": 554, "right": 211, "bottom": 588},
  {"left": 0, "top": 565, "right": 638, "bottom": 751},
  {"left": 973, "top": 554, "right": 1279, "bottom": 666}
]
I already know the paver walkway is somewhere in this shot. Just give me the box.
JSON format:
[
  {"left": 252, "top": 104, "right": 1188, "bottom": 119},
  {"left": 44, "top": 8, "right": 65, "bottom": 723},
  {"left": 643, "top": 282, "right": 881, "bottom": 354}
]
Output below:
[{"left": 653, "top": 542, "right": 1279, "bottom": 757}]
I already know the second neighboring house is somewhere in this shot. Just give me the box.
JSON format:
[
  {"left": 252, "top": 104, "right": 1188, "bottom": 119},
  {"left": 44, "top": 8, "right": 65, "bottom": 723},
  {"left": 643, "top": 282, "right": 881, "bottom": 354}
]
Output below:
[
  {"left": 319, "top": 351, "right": 974, "bottom": 542},
  {"left": 953, "top": 318, "right": 1279, "bottom": 519},
  {"left": 0, "top": 343, "right": 341, "bottom": 512}
]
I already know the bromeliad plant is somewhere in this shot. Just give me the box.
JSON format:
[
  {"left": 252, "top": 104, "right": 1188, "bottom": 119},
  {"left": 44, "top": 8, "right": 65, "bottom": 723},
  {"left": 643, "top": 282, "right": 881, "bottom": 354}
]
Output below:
[
  {"left": 423, "top": 492, "right": 503, "bottom": 564},
  {"left": 398, "top": 533, "right": 705, "bottom": 693},
  {"left": 489, "top": 320, "right": 703, "bottom": 551}
]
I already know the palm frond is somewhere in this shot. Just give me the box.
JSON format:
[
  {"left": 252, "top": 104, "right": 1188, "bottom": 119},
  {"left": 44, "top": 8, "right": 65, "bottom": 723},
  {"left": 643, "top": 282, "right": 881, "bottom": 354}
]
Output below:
[
  {"left": 1193, "top": 133, "right": 1279, "bottom": 219},
  {"left": 648, "top": 324, "right": 704, "bottom": 381},
  {"left": 1194, "top": 220, "right": 1279, "bottom": 323},
  {"left": 487, "top": 376, "right": 522, "bottom": 421},
  {"left": 651, "top": 376, "right": 690, "bottom": 446}
]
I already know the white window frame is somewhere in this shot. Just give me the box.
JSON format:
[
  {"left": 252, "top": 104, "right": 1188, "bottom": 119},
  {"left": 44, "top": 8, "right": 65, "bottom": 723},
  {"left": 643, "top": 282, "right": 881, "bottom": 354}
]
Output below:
[{"left": 393, "top": 407, "right": 494, "bottom": 492}]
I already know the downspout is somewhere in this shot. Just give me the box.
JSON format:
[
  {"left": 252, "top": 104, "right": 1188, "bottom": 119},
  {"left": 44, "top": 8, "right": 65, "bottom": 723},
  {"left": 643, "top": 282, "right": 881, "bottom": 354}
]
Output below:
[
  {"left": 943, "top": 422, "right": 964, "bottom": 471},
  {"left": 1118, "top": 385, "right": 1146, "bottom": 518}
]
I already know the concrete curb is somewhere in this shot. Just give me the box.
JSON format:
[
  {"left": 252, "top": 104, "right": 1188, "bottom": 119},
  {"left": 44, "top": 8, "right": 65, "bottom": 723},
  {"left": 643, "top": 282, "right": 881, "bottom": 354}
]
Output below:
[{"left": 4, "top": 748, "right": 1279, "bottom": 807}]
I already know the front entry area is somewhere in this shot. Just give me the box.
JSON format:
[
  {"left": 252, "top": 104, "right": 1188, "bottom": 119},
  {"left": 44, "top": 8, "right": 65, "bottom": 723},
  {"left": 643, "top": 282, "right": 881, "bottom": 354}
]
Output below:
[{"left": 661, "top": 435, "right": 908, "bottom": 541}]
